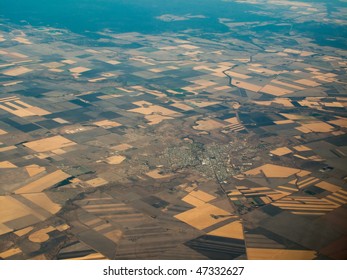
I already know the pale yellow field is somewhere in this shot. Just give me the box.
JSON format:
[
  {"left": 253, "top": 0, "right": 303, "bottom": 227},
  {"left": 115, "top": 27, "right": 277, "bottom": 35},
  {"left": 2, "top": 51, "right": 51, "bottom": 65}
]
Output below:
[
  {"left": 224, "top": 117, "right": 240, "bottom": 125},
  {"left": 316, "top": 181, "right": 341, "bottom": 192},
  {"left": 190, "top": 190, "right": 216, "bottom": 202},
  {"left": 245, "top": 164, "right": 300, "bottom": 178},
  {"left": 21, "top": 193, "right": 62, "bottom": 214},
  {"left": 193, "top": 119, "right": 225, "bottom": 131},
  {"left": 179, "top": 44, "right": 199, "bottom": 49},
  {"left": 280, "top": 113, "right": 308, "bottom": 120},
  {"left": 53, "top": 117, "right": 69, "bottom": 124},
  {"left": 14, "top": 226, "right": 34, "bottom": 237},
  {"left": 296, "top": 122, "right": 334, "bottom": 133},
  {"left": 328, "top": 118, "right": 347, "bottom": 128},
  {"left": 175, "top": 203, "right": 231, "bottom": 230},
  {"left": 193, "top": 79, "right": 216, "bottom": 87},
  {"left": 247, "top": 248, "right": 316, "bottom": 260},
  {"left": 171, "top": 102, "right": 194, "bottom": 111},
  {"left": 146, "top": 169, "right": 173, "bottom": 179},
  {"left": 52, "top": 148, "right": 66, "bottom": 155},
  {"left": 89, "top": 78, "right": 106, "bottom": 83},
  {"left": 42, "top": 62, "right": 65, "bottom": 68},
  {"left": 0, "top": 161, "right": 17, "bottom": 168},
  {"left": 0, "top": 196, "right": 45, "bottom": 234},
  {"left": 145, "top": 114, "right": 173, "bottom": 125},
  {"left": 187, "top": 100, "right": 219, "bottom": 108},
  {"left": 231, "top": 79, "right": 262, "bottom": 92},
  {"left": 130, "top": 104, "right": 179, "bottom": 117},
  {"left": 182, "top": 195, "right": 206, "bottom": 207},
  {"left": 104, "top": 229, "right": 123, "bottom": 243},
  {"left": 283, "top": 48, "right": 302, "bottom": 54},
  {"left": 215, "top": 85, "right": 231, "bottom": 91},
  {"left": 68, "top": 252, "right": 107, "bottom": 260},
  {"left": 29, "top": 226, "right": 55, "bottom": 243},
  {"left": 208, "top": 220, "right": 244, "bottom": 240},
  {"left": 182, "top": 190, "right": 216, "bottom": 207},
  {"left": 0, "top": 128, "right": 7, "bottom": 135},
  {"left": 15, "top": 170, "right": 70, "bottom": 194},
  {"left": 273, "top": 98, "right": 295, "bottom": 107},
  {"left": 274, "top": 120, "right": 294, "bottom": 125},
  {"left": 297, "top": 170, "right": 311, "bottom": 177},
  {"left": 0, "top": 104, "right": 34, "bottom": 117},
  {"left": 0, "top": 248, "right": 22, "bottom": 258},
  {"left": 13, "top": 37, "right": 32, "bottom": 44},
  {"left": 295, "top": 79, "right": 321, "bottom": 87},
  {"left": 260, "top": 84, "right": 293, "bottom": 96},
  {"left": 69, "top": 66, "right": 90, "bottom": 73},
  {"left": 270, "top": 147, "right": 292, "bottom": 156},
  {"left": 226, "top": 71, "right": 251, "bottom": 79},
  {"left": 86, "top": 177, "right": 108, "bottom": 187},
  {"left": 25, "top": 106, "right": 50, "bottom": 116},
  {"left": 271, "top": 79, "right": 305, "bottom": 90},
  {"left": 25, "top": 164, "right": 46, "bottom": 177},
  {"left": 111, "top": 143, "right": 132, "bottom": 151},
  {"left": 56, "top": 224, "right": 70, "bottom": 232},
  {"left": 106, "top": 155, "right": 126, "bottom": 165},
  {"left": 0, "top": 224, "right": 12, "bottom": 235},
  {"left": 3, "top": 66, "right": 32, "bottom": 76},
  {"left": 293, "top": 145, "right": 311, "bottom": 152},
  {"left": 94, "top": 119, "right": 121, "bottom": 128},
  {"left": 24, "top": 135, "right": 76, "bottom": 152},
  {"left": 62, "top": 59, "right": 76, "bottom": 64}
]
